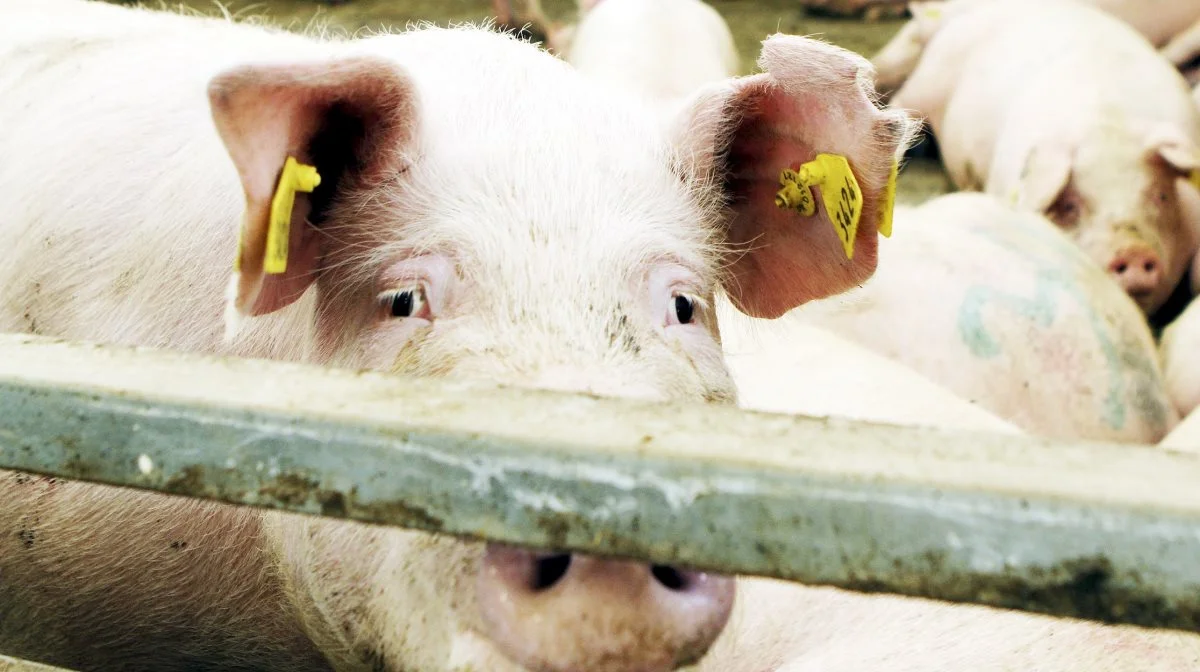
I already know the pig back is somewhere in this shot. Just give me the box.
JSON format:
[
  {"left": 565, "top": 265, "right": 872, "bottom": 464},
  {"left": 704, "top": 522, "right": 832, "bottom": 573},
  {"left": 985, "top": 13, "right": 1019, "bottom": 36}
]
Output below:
[{"left": 791, "top": 192, "right": 1177, "bottom": 444}]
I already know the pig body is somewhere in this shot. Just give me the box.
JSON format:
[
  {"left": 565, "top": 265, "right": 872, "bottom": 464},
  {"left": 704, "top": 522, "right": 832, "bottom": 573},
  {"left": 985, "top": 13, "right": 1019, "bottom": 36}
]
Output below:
[
  {"left": 715, "top": 314, "right": 1200, "bottom": 671},
  {"left": 1160, "top": 404, "right": 1200, "bottom": 452},
  {"left": 565, "top": 0, "right": 741, "bottom": 104},
  {"left": 721, "top": 316, "right": 1022, "bottom": 435},
  {"left": 872, "top": 0, "right": 1200, "bottom": 96},
  {"left": 1160, "top": 297, "right": 1200, "bottom": 418},
  {"left": 889, "top": 0, "right": 1200, "bottom": 316},
  {"left": 793, "top": 192, "right": 1178, "bottom": 443},
  {"left": 494, "top": 0, "right": 740, "bottom": 102},
  {"left": 0, "top": 1, "right": 915, "bottom": 670}
]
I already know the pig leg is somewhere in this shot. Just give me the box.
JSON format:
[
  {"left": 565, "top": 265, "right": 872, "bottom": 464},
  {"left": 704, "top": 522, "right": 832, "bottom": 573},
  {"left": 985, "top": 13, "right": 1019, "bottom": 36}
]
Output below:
[
  {"left": 872, "top": 2, "right": 954, "bottom": 100},
  {"left": 870, "top": 15, "right": 926, "bottom": 97}
]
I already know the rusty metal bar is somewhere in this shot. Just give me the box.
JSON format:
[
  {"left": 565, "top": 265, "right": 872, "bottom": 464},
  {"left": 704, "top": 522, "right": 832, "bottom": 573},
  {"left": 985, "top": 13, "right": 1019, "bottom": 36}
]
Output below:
[{"left": 1, "top": 333, "right": 1200, "bottom": 633}]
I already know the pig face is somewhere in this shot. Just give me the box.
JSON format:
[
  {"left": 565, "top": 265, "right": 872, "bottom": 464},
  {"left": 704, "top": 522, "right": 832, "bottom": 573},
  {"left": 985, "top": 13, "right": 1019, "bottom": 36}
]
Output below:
[
  {"left": 1015, "top": 125, "right": 1200, "bottom": 315},
  {"left": 209, "top": 28, "right": 913, "bottom": 672}
]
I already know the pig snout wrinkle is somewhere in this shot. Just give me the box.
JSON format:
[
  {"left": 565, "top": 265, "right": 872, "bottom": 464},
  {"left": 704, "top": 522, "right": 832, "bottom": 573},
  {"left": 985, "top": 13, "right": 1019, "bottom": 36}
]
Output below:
[
  {"left": 1107, "top": 246, "right": 1163, "bottom": 297},
  {"left": 477, "top": 544, "right": 735, "bottom": 672}
]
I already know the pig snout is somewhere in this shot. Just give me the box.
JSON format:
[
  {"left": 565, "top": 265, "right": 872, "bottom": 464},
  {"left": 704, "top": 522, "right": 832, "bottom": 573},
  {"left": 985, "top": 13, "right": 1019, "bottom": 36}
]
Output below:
[
  {"left": 477, "top": 544, "right": 736, "bottom": 672},
  {"left": 1106, "top": 245, "right": 1164, "bottom": 301}
]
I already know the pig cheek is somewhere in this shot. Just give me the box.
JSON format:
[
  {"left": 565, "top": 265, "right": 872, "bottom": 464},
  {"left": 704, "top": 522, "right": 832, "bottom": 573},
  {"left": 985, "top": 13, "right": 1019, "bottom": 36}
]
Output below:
[
  {"left": 1153, "top": 198, "right": 1193, "bottom": 286},
  {"left": 665, "top": 326, "right": 736, "bottom": 405},
  {"left": 357, "top": 320, "right": 436, "bottom": 373}
]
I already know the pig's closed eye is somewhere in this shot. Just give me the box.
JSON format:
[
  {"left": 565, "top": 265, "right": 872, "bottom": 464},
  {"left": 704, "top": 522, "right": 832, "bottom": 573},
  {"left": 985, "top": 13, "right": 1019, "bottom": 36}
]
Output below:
[
  {"left": 670, "top": 294, "right": 696, "bottom": 326},
  {"left": 1046, "top": 191, "right": 1082, "bottom": 229},
  {"left": 379, "top": 287, "right": 430, "bottom": 320}
]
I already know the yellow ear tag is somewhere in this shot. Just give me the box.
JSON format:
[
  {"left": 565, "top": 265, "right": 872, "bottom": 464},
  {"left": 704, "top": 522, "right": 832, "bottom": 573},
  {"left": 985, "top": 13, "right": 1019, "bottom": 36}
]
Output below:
[
  {"left": 775, "top": 153, "right": 863, "bottom": 260},
  {"left": 1189, "top": 168, "right": 1200, "bottom": 193},
  {"left": 879, "top": 158, "right": 899, "bottom": 238},
  {"left": 263, "top": 156, "right": 322, "bottom": 275}
]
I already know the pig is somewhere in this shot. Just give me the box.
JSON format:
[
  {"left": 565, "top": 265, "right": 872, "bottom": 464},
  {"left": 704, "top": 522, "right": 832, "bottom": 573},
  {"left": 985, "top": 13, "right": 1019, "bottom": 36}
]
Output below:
[
  {"left": 716, "top": 311, "right": 1200, "bottom": 672},
  {"left": 873, "top": 0, "right": 1200, "bottom": 97},
  {"left": 0, "top": 0, "right": 914, "bottom": 670},
  {"left": 790, "top": 192, "right": 1178, "bottom": 444},
  {"left": 564, "top": 0, "right": 741, "bottom": 106},
  {"left": 493, "top": 0, "right": 740, "bottom": 102},
  {"left": 721, "top": 316, "right": 1023, "bottom": 435},
  {"left": 1162, "top": 15, "right": 1200, "bottom": 87},
  {"left": 888, "top": 0, "right": 1200, "bottom": 317},
  {"left": 1160, "top": 297, "right": 1200, "bottom": 419}
]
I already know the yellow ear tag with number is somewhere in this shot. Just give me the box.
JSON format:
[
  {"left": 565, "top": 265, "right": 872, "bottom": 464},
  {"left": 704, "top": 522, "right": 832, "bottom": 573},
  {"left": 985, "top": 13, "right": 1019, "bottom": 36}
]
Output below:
[
  {"left": 775, "top": 153, "right": 863, "bottom": 260},
  {"left": 262, "top": 156, "right": 322, "bottom": 275},
  {"left": 879, "top": 158, "right": 899, "bottom": 238}
]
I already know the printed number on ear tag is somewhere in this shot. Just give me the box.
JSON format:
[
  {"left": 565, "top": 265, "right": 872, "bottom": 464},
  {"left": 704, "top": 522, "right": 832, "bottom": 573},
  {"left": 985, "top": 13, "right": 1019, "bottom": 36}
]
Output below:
[
  {"left": 774, "top": 153, "right": 863, "bottom": 260},
  {"left": 264, "top": 157, "right": 322, "bottom": 275}
]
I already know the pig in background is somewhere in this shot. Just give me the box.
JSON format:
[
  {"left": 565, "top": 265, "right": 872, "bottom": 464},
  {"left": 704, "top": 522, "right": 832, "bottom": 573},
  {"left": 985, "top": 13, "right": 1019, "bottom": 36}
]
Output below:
[
  {"left": 1158, "top": 13, "right": 1200, "bottom": 87},
  {"left": 872, "top": 0, "right": 1200, "bottom": 96},
  {"left": 882, "top": 0, "right": 1200, "bottom": 322},
  {"left": 494, "top": 0, "right": 740, "bottom": 106},
  {"left": 0, "top": 0, "right": 917, "bottom": 670},
  {"left": 791, "top": 192, "right": 1178, "bottom": 444}
]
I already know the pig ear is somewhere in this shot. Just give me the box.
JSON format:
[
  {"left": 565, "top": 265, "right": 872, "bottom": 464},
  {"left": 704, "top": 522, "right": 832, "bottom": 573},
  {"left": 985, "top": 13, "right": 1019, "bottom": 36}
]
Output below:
[
  {"left": 1145, "top": 127, "right": 1200, "bottom": 173},
  {"left": 670, "top": 34, "right": 917, "bottom": 319},
  {"left": 1014, "top": 144, "right": 1072, "bottom": 212},
  {"left": 207, "top": 56, "right": 417, "bottom": 323}
]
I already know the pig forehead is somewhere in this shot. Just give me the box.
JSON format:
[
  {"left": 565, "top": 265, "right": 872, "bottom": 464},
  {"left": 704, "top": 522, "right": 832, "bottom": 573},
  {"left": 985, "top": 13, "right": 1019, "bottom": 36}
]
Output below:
[
  {"left": 357, "top": 28, "right": 724, "bottom": 280},
  {"left": 395, "top": 141, "right": 719, "bottom": 277},
  {"left": 394, "top": 170, "right": 719, "bottom": 288}
]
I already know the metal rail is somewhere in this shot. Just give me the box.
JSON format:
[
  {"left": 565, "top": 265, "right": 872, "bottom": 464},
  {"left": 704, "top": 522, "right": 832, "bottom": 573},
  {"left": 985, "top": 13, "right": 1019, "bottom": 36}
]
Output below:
[
  {"left": 0, "top": 655, "right": 75, "bottom": 672},
  {"left": 1, "top": 333, "right": 1200, "bottom": 635}
]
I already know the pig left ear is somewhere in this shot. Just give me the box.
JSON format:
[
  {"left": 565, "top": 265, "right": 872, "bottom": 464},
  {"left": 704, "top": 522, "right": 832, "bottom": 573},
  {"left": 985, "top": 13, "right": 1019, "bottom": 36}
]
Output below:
[
  {"left": 1014, "top": 143, "right": 1072, "bottom": 212},
  {"left": 670, "top": 34, "right": 917, "bottom": 319},
  {"left": 1145, "top": 127, "right": 1200, "bottom": 173},
  {"left": 207, "top": 56, "right": 418, "bottom": 327}
]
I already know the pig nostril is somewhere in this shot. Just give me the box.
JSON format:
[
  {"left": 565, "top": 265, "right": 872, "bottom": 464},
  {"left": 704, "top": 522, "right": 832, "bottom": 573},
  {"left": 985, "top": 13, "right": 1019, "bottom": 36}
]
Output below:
[
  {"left": 1114, "top": 262, "right": 1128, "bottom": 275},
  {"left": 1144, "top": 259, "right": 1158, "bottom": 273},
  {"left": 530, "top": 554, "right": 572, "bottom": 591},
  {"left": 651, "top": 565, "right": 689, "bottom": 591}
]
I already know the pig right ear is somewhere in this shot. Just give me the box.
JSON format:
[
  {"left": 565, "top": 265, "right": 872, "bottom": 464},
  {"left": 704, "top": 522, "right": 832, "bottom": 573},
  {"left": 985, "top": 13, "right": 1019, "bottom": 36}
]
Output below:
[
  {"left": 207, "top": 57, "right": 417, "bottom": 326},
  {"left": 1014, "top": 144, "right": 1072, "bottom": 212},
  {"left": 670, "top": 34, "right": 917, "bottom": 319}
]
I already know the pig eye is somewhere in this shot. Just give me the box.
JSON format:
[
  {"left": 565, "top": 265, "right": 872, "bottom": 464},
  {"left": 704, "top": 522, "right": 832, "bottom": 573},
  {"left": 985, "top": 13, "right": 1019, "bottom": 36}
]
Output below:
[
  {"left": 671, "top": 294, "right": 695, "bottom": 325},
  {"left": 379, "top": 287, "right": 428, "bottom": 320},
  {"left": 1046, "top": 192, "right": 1082, "bottom": 229}
]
